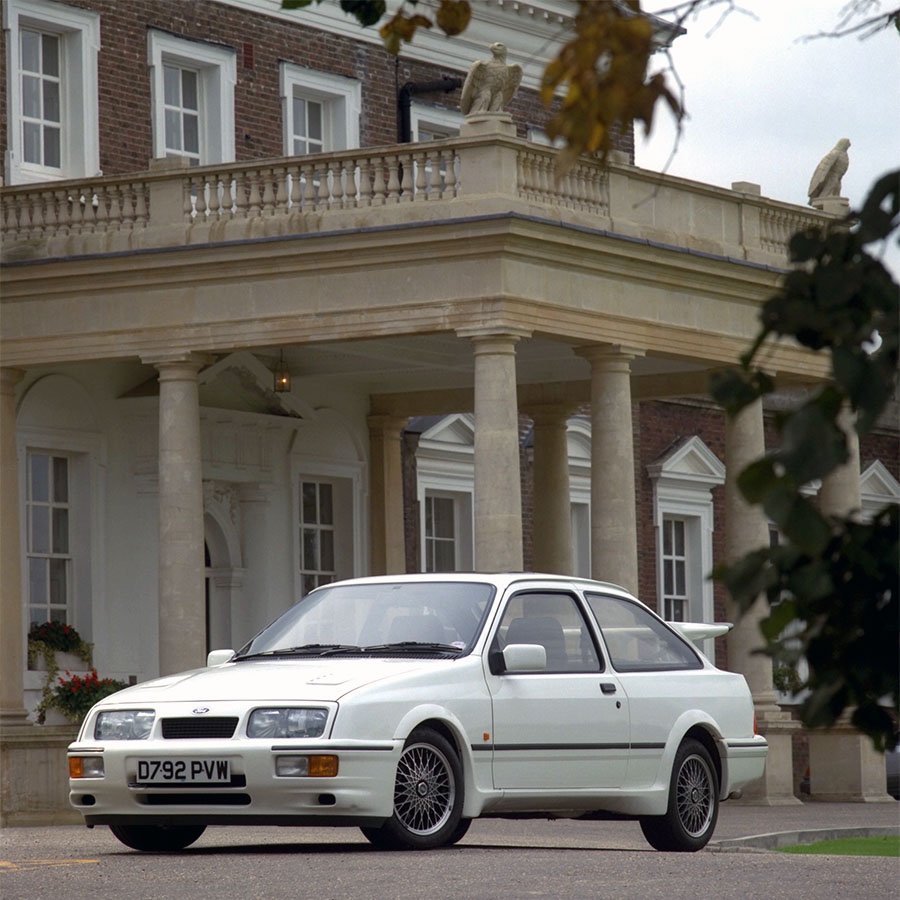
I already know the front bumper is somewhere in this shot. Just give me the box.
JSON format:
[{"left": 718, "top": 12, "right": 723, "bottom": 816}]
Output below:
[{"left": 68, "top": 738, "right": 401, "bottom": 827}]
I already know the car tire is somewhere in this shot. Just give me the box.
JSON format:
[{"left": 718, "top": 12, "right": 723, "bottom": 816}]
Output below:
[
  {"left": 109, "top": 823, "right": 206, "bottom": 852},
  {"left": 360, "top": 726, "right": 464, "bottom": 850},
  {"left": 639, "top": 738, "right": 719, "bottom": 852}
]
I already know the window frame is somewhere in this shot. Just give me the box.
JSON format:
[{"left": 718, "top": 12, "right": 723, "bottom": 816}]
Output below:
[
  {"left": 410, "top": 103, "right": 461, "bottom": 142},
  {"left": 3, "top": 0, "right": 100, "bottom": 184},
  {"left": 493, "top": 589, "right": 603, "bottom": 675},
  {"left": 585, "top": 591, "right": 704, "bottom": 673},
  {"left": 147, "top": 30, "right": 236, "bottom": 165},
  {"left": 279, "top": 63, "right": 360, "bottom": 156},
  {"left": 647, "top": 436, "right": 724, "bottom": 631},
  {"left": 298, "top": 478, "right": 336, "bottom": 596}
]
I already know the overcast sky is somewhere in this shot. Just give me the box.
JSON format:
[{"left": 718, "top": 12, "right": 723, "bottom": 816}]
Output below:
[{"left": 637, "top": 0, "right": 899, "bottom": 274}]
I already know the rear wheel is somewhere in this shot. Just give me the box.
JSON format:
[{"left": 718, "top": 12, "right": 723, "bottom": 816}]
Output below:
[
  {"left": 109, "top": 823, "right": 206, "bottom": 852},
  {"left": 640, "top": 738, "right": 719, "bottom": 852},
  {"left": 360, "top": 726, "right": 464, "bottom": 850}
]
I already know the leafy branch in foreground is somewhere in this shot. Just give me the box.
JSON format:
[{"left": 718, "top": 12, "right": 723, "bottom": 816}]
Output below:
[{"left": 710, "top": 170, "right": 900, "bottom": 750}]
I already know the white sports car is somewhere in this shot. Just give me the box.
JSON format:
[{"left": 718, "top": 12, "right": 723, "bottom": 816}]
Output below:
[{"left": 68, "top": 574, "right": 767, "bottom": 853}]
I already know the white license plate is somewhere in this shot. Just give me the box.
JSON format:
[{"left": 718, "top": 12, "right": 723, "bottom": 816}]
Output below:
[{"left": 136, "top": 758, "right": 231, "bottom": 784}]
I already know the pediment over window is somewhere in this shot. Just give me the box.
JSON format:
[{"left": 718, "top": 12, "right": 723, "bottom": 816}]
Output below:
[
  {"left": 647, "top": 436, "right": 725, "bottom": 488},
  {"left": 860, "top": 460, "right": 900, "bottom": 509},
  {"left": 418, "top": 413, "right": 475, "bottom": 451}
]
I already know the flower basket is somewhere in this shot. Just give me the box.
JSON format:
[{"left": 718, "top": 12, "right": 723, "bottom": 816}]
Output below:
[
  {"left": 36, "top": 668, "right": 128, "bottom": 725},
  {"left": 27, "top": 621, "right": 93, "bottom": 672}
]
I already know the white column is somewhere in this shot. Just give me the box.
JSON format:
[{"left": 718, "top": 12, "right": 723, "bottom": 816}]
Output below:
[
  {"left": 0, "top": 368, "right": 29, "bottom": 725},
  {"left": 460, "top": 328, "right": 529, "bottom": 573},
  {"left": 576, "top": 345, "right": 642, "bottom": 593},
  {"left": 808, "top": 406, "right": 890, "bottom": 801},
  {"left": 724, "top": 397, "right": 799, "bottom": 804},
  {"left": 818, "top": 404, "right": 861, "bottom": 516},
  {"left": 147, "top": 353, "right": 209, "bottom": 676},
  {"left": 529, "top": 405, "right": 574, "bottom": 574},
  {"left": 368, "top": 415, "right": 408, "bottom": 576}
]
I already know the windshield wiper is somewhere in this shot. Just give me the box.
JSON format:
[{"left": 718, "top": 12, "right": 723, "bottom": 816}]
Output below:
[
  {"left": 234, "top": 644, "right": 362, "bottom": 660},
  {"left": 362, "top": 641, "right": 464, "bottom": 655}
]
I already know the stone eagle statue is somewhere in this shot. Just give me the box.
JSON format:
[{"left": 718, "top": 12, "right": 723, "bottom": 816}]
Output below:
[
  {"left": 808, "top": 138, "right": 851, "bottom": 203},
  {"left": 460, "top": 43, "right": 523, "bottom": 116}
]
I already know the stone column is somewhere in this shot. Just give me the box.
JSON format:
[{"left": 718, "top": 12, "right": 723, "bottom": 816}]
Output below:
[
  {"left": 147, "top": 353, "right": 210, "bottom": 676},
  {"left": 0, "top": 368, "right": 30, "bottom": 726},
  {"left": 459, "top": 328, "right": 529, "bottom": 572},
  {"left": 368, "top": 415, "right": 408, "bottom": 576},
  {"left": 528, "top": 404, "right": 574, "bottom": 575},
  {"left": 724, "top": 397, "right": 799, "bottom": 804},
  {"left": 818, "top": 404, "right": 861, "bottom": 517},
  {"left": 807, "top": 407, "right": 890, "bottom": 801},
  {"left": 576, "top": 345, "right": 643, "bottom": 594}
]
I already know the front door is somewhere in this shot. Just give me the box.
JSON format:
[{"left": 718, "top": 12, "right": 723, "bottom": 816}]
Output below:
[{"left": 485, "top": 590, "right": 630, "bottom": 790}]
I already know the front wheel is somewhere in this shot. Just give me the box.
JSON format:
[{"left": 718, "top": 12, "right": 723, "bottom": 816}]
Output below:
[
  {"left": 640, "top": 738, "right": 719, "bottom": 852},
  {"left": 360, "top": 726, "right": 464, "bottom": 850},
  {"left": 109, "top": 823, "right": 206, "bottom": 852}
]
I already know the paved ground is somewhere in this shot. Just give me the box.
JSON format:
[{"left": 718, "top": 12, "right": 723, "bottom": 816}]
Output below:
[{"left": 1, "top": 801, "right": 897, "bottom": 900}]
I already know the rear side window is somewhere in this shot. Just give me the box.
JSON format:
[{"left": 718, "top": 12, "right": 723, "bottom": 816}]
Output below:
[{"left": 585, "top": 593, "right": 702, "bottom": 672}]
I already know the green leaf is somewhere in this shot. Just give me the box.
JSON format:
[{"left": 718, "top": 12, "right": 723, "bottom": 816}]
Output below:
[{"left": 737, "top": 458, "right": 779, "bottom": 504}]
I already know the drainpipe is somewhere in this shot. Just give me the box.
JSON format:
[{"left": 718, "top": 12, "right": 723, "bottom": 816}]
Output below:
[{"left": 397, "top": 77, "right": 463, "bottom": 143}]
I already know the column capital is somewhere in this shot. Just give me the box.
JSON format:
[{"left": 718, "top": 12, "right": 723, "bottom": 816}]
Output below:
[
  {"left": 575, "top": 343, "right": 645, "bottom": 368},
  {"left": 456, "top": 326, "right": 532, "bottom": 347},
  {"left": 526, "top": 403, "right": 576, "bottom": 427},
  {"left": 367, "top": 414, "right": 409, "bottom": 436},
  {"left": 142, "top": 351, "right": 215, "bottom": 373},
  {"left": 0, "top": 367, "right": 26, "bottom": 394}
]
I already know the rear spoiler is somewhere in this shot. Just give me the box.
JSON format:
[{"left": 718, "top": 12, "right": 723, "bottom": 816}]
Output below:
[{"left": 668, "top": 622, "right": 733, "bottom": 641}]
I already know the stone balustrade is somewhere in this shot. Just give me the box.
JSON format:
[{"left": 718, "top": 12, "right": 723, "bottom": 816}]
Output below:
[{"left": 1, "top": 132, "right": 827, "bottom": 265}]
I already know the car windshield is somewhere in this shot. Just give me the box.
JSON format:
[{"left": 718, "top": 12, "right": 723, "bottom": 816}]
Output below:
[{"left": 236, "top": 581, "right": 495, "bottom": 658}]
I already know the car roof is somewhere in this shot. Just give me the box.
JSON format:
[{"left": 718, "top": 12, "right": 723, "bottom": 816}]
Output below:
[{"left": 321, "top": 572, "right": 634, "bottom": 598}]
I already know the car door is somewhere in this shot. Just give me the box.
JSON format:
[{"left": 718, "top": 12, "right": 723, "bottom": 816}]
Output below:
[
  {"left": 484, "top": 589, "right": 630, "bottom": 791},
  {"left": 584, "top": 591, "right": 708, "bottom": 790}
]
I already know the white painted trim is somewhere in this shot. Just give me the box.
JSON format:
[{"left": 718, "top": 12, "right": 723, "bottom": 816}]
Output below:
[
  {"left": 3, "top": 0, "right": 100, "bottom": 184},
  {"left": 860, "top": 459, "right": 900, "bottom": 521},
  {"left": 217, "top": 0, "right": 575, "bottom": 92},
  {"left": 649, "top": 436, "right": 724, "bottom": 650},
  {"left": 16, "top": 425, "right": 106, "bottom": 652},
  {"left": 410, "top": 103, "right": 463, "bottom": 141},
  {"left": 147, "top": 30, "right": 236, "bottom": 164},
  {"left": 279, "top": 62, "right": 361, "bottom": 154}
]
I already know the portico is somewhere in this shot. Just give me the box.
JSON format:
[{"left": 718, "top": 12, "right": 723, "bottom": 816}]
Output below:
[{"left": 3, "top": 117, "right": 882, "bottom": 822}]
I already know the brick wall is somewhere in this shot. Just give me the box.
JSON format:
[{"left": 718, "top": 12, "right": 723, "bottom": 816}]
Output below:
[{"left": 0, "top": 0, "right": 631, "bottom": 178}]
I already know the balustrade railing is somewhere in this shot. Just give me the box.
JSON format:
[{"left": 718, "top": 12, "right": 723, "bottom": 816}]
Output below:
[
  {"left": 1, "top": 135, "right": 827, "bottom": 263},
  {"left": 1, "top": 181, "right": 150, "bottom": 243},
  {"left": 760, "top": 206, "right": 823, "bottom": 255}
]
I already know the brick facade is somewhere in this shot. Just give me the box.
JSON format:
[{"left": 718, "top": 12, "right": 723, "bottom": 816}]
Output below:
[{"left": 1, "top": 0, "right": 631, "bottom": 179}]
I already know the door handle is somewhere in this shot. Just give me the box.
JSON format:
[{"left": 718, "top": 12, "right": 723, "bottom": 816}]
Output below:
[{"left": 599, "top": 682, "right": 617, "bottom": 695}]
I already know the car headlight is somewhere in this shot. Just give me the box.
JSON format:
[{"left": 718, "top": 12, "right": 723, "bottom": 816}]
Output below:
[
  {"left": 247, "top": 707, "right": 328, "bottom": 738},
  {"left": 94, "top": 710, "right": 156, "bottom": 740}
]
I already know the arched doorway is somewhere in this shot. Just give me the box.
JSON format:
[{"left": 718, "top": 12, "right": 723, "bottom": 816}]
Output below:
[{"left": 203, "top": 495, "right": 244, "bottom": 653}]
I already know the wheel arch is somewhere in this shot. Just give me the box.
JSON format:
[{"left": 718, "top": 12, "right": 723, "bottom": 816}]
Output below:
[
  {"left": 681, "top": 723, "right": 723, "bottom": 795},
  {"left": 393, "top": 708, "right": 488, "bottom": 818}
]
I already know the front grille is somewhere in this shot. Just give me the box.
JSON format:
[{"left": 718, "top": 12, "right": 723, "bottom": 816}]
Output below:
[{"left": 161, "top": 717, "right": 238, "bottom": 739}]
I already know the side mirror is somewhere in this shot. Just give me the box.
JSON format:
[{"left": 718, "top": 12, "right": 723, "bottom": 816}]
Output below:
[
  {"left": 502, "top": 643, "right": 547, "bottom": 672},
  {"left": 207, "top": 648, "right": 235, "bottom": 667}
]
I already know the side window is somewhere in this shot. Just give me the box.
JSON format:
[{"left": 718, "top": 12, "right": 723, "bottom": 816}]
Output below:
[
  {"left": 4, "top": 0, "right": 100, "bottom": 184},
  {"left": 280, "top": 63, "right": 361, "bottom": 155},
  {"left": 148, "top": 30, "right": 236, "bottom": 166},
  {"left": 496, "top": 591, "right": 601, "bottom": 673},
  {"left": 586, "top": 592, "right": 702, "bottom": 672}
]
